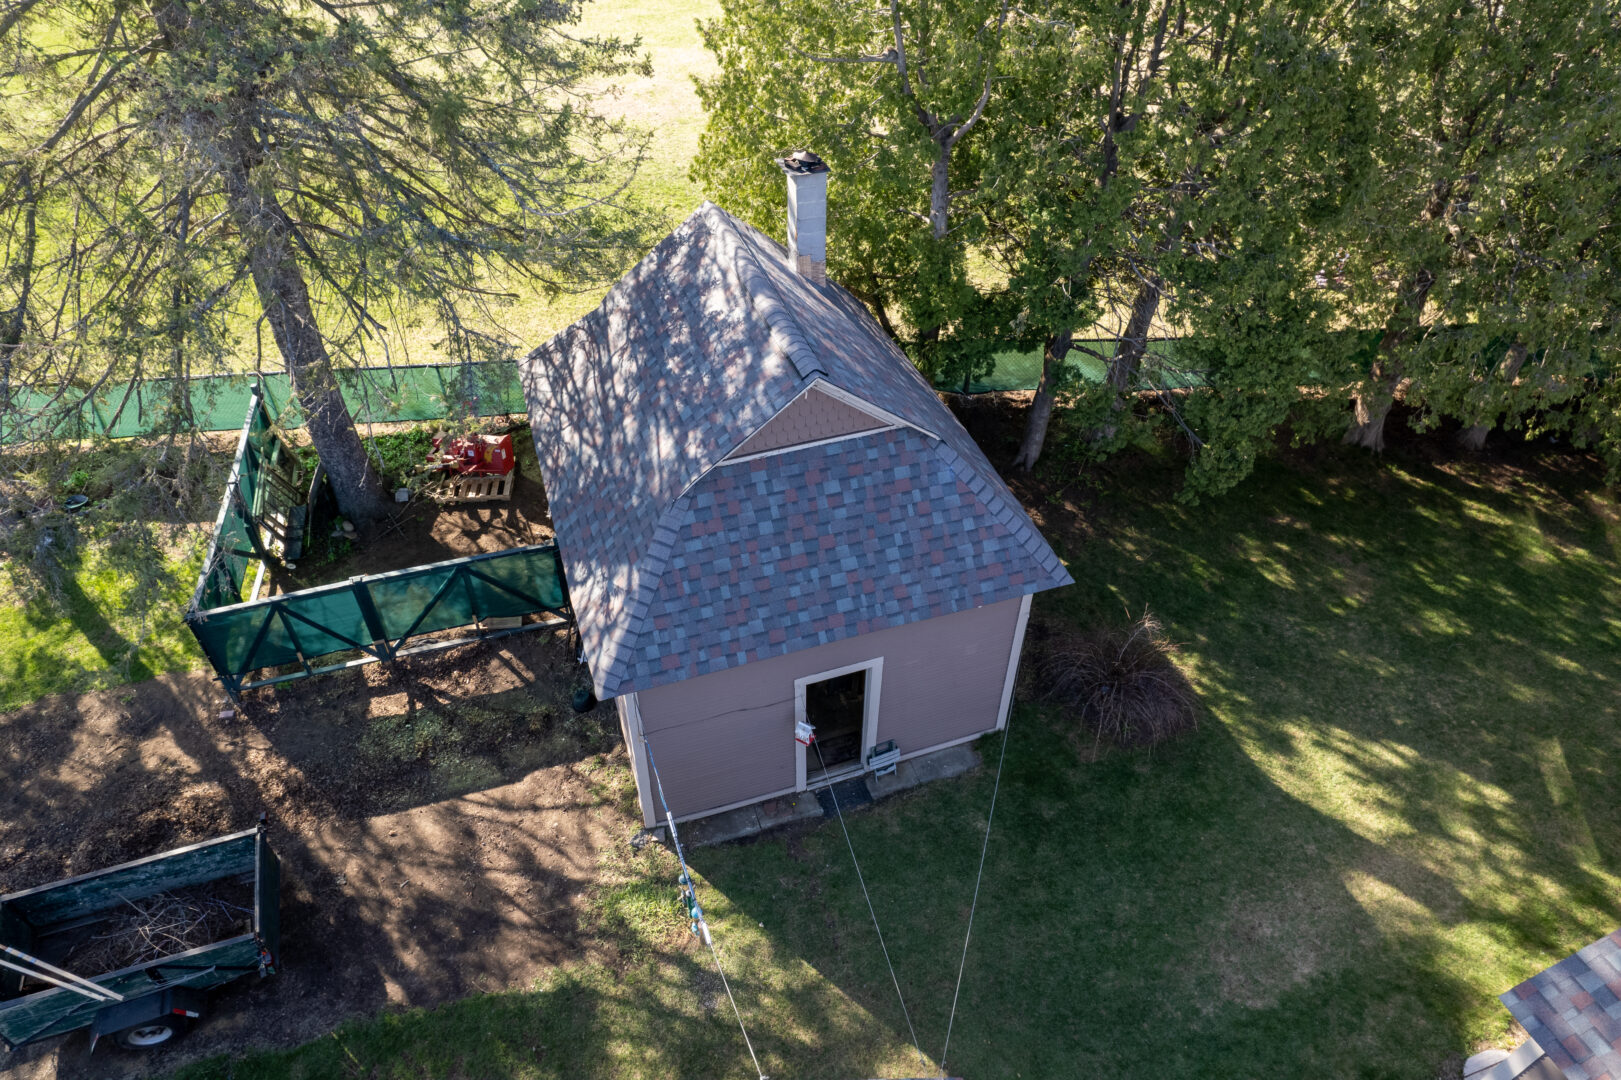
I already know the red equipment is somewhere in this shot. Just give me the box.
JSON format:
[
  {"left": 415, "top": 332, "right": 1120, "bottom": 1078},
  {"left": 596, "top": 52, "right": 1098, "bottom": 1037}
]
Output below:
[{"left": 430, "top": 433, "right": 515, "bottom": 476}]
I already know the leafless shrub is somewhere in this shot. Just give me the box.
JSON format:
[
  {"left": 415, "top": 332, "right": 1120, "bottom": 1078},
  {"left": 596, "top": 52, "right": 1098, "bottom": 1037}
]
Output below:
[{"left": 1033, "top": 611, "right": 1198, "bottom": 749}]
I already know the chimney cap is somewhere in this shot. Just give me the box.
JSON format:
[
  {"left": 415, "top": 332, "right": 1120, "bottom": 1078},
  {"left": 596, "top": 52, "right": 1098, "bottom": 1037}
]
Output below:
[{"left": 780, "top": 149, "right": 828, "bottom": 174}]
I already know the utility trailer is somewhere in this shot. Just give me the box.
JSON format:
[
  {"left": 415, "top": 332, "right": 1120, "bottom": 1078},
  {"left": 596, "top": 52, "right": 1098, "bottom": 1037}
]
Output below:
[{"left": 0, "top": 824, "right": 280, "bottom": 1052}]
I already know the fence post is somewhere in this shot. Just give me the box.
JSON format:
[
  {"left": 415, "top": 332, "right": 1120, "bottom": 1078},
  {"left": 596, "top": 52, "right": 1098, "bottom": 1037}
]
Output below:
[
  {"left": 186, "top": 610, "right": 245, "bottom": 703},
  {"left": 350, "top": 578, "right": 392, "bottom": 660}
]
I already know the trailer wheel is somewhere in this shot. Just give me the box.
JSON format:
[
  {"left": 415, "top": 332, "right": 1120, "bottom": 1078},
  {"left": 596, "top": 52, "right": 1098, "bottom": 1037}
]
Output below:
[{"left": 112, "top": 1017, "right": 189, "bottom": 1050}]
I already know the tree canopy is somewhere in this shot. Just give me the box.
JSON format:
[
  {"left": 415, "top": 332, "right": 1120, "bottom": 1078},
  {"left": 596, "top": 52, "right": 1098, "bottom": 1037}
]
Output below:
[{"left": 695, "top": 0, "right": 1621, "bottom": 493}]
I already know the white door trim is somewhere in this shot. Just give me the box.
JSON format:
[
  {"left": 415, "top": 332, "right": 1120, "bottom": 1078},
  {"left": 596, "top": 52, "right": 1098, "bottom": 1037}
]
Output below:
[
  {"left": 997, "top": 593, "right": 1033, "bottom": 732},
  {"left": 795, "top": 657, "right": 884, "bottom": 790}
]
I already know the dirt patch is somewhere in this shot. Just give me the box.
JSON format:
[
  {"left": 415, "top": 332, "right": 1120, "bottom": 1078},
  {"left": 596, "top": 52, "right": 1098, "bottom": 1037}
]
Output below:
[
  {"left": 1207, "top": 883, "right": 1364, "bottom": 1010},
  {"left": 265, "top": 431, "right": 554, "bottom": 593},
  {"left": 0, "top": 629, "right": 635, "bottom": 1078}
]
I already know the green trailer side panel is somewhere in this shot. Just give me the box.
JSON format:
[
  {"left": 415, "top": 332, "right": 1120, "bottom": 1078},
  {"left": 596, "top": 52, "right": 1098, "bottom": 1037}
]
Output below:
[
  {"left": 3, "top": 834, "right": 255, "bottom": 928},
  {"left": 0, "top": 937, "right": 262, "bottom": 1048},
  {"left": 255, "top": 832, "right": 280, "bottom": 968},
  {"left": 0, "top": 907, "right": 32, "bottom": 998}
]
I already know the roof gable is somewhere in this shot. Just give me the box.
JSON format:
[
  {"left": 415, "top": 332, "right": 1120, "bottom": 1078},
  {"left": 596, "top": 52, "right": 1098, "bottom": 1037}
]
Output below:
[
  {"left": 594, "top": 426, "right": 1069, "bottom": 697},
  {"left": 726, "top": 384, "right": 889, "bottom": 460}
]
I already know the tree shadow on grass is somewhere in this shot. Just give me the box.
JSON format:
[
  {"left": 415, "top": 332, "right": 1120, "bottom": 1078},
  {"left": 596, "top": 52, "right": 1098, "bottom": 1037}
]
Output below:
[
  {"left": 686, "top": 710, "right": 1498, "bottom": 1080},
  {"left": 3, "top": 558, "right": 153, "bottom": 704},
  {"left": 686, "top": 440, "right": 1621, "bottom": 1080},
  {"left": 165, "top": 940, "right": 886, "bottom": 1080}
]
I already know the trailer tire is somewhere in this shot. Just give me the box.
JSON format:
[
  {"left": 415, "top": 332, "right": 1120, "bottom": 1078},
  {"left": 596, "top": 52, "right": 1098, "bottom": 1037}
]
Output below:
[{"left": 111, "top": 1016, "right": 189, "bottom": 1050}]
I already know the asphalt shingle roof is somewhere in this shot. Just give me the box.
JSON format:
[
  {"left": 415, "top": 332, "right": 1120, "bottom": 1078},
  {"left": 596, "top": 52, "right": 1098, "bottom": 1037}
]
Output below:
[
  {"left": 519, "top": 202, "right": 1071, "bottom": 698},
  {"left": 1502, "top": 929, "right": 1621, "bottom": 1080}
]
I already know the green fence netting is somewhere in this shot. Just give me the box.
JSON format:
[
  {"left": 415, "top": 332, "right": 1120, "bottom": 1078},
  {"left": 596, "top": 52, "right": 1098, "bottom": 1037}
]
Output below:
[
  {"left": 191, "top": 386, "right": 279, "bottom": 611},
  {"left": 937, "top": 338, "right": 1193, "bottom": 394},
  {"left": 3, "top": 361, "right": 527, "bottom": 445},
  {"left": 9, "top": 343, "right": 1193, "bottom": 443},
  {"left": 186, "top": 545, "right": 569, "bottom": 696},
  {"left": 188, "top": 381, "right": 314, "bottom": 611}
]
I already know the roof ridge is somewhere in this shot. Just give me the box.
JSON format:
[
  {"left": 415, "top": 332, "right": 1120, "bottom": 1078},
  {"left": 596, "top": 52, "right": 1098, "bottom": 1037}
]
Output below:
[
  {"left": 712, "top": 205, "right": 826, "bottom": 382},
  {"left": 932, "top": 440, "right": 1072, "bottom": 585}
]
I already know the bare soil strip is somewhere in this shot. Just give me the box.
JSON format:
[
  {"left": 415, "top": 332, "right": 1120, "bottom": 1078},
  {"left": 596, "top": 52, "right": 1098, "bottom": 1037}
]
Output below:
[{"left": 0, "top": 631, "right": 630, "bottom": 1079}]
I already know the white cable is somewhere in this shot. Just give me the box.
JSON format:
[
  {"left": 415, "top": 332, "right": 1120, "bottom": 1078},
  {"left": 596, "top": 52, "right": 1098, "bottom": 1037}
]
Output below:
[
  {"left": 938, "top": 705, "right": 1015, "bottom": 1077},
  {"left": 812, "top": 740, "right": 928, "bottom": 1073},
  {"left": 643, "top": 737, "right": 768, "bottom": 1080}
]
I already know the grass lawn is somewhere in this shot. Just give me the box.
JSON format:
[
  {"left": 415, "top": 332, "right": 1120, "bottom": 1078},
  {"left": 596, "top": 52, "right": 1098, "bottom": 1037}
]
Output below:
[
  {"left": 167, "top": 430, "right": 1621, "bottom": 1079},
  {"left": 0, "top": 523, "right": 205, "bottom": 712},
  {"left": 435, "top": 0, "right": 722, "bottom": 354}
]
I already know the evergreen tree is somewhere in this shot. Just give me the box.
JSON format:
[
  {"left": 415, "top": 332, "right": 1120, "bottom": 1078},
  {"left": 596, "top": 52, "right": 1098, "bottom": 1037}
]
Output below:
[{"left": 1, "top": 0, "right": 647, "bottom": 523}]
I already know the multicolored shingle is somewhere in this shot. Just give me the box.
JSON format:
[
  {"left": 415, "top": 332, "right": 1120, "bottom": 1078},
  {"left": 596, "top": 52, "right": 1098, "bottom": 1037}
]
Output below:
[
  {"left": 519, "top": 202, "right": 1071, "bottom": 699},
  {"left": 1501, "top": 929, "right": 1621, "bottom": 1079}
]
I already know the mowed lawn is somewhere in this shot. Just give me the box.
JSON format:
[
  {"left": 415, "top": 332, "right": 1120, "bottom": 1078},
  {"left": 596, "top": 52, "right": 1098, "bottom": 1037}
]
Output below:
[
  {"left": 449, "top": 0, "right": 722, "bottom": 351},
  {"left": 171, "top": 437, "right": 1621, "bottom": 1079},
  {"left": 0, "top": 524, "right": 206, "bottom": 711}
]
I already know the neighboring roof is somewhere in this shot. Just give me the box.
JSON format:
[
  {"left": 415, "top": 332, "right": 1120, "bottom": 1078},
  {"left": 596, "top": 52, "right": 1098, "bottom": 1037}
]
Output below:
[
  {"left": 1502, "top": 929, "right": 1621, "bottom": 1080},
  {"left": 519, "top": 201, "right": 1071, "bottom": 699}
]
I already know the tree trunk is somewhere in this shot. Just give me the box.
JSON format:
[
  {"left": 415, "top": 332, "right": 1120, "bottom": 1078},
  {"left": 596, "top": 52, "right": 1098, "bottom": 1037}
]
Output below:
[
  {"left": 1344, "top": 271, "right": 1434, "bottom": 452},
  {"left": 1096, "top": 275, "right": 1163, "bottom": 441},
  {"left": 1343, "top": 382, "right": 1397, "bottom": 451},
  {"left": 1012, "top": 331, "right": 1072, "bottom": 471},
  {"left": 1458, "top": 342, "right": 1529, "bottom": 451},
  {"left": 0, "top": 167, "right": 36, "bottom": 446},
  {"left": 929, "top": 144, "right": 950, "bottom": 241},
  {"left": 222, "top": 138, "right": 387, "bottom": 526}
]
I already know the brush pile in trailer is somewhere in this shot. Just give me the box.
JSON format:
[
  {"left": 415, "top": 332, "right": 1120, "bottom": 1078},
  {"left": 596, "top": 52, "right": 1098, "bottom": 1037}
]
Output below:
[{"left": 61, "top": 884, "right": 254, "bottom": 978}]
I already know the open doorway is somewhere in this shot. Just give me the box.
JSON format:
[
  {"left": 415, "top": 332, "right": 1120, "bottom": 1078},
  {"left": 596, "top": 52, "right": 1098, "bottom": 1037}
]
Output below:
[{"left": 797, "top": 659, "right": 881, "bottom": 787}]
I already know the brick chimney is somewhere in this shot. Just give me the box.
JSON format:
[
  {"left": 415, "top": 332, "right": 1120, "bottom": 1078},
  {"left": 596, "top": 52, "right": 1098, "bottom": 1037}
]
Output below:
[{"left": 780, "top": 150, "right": 829, "bottom": 284}]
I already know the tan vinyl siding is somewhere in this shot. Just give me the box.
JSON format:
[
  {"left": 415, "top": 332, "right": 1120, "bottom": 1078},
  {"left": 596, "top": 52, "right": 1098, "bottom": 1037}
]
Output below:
[
  {"left": 633, "top": 597, "right": 1024, "bottom": 819},
  {"left": 726, "top": 386, "right": 885, "bottom": 458}
]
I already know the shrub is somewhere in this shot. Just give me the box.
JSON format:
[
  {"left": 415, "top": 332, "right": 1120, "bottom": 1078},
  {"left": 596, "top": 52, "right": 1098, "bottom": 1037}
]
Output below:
[{"left": 1032, "top": 611, "right": 1198, "bottom": 749}]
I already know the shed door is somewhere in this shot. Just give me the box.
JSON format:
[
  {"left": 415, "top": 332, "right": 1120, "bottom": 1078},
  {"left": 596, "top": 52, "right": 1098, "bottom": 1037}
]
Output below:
[{"left": 796, "top": 658, "right": 882, "bottom": 789}]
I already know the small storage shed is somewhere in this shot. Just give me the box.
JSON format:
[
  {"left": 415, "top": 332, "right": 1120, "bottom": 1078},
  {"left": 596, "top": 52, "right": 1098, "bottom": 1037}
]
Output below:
[{"left": 519, "top": 161, "right": 1072, "bottom": 826}]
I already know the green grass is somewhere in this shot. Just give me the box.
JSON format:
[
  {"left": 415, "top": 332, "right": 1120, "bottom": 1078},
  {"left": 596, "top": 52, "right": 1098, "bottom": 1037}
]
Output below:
[
  {"left": 0, "top": 525, "right": 206, "bottom": 711},
  {"left": 13, "top": 0, "right": 1621, "bottom": 1070},
  {"left": 318, "top": 0, "right": 722, "bottom": 366},
  {"left": 165, "top": 438, "right": 1621, "bottom": 1079}
]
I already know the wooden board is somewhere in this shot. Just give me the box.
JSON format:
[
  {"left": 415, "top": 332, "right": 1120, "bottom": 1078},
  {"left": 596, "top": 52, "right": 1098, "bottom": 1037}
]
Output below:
[{"left": 436, "top": 473, "right": 514, "bottom": 503}]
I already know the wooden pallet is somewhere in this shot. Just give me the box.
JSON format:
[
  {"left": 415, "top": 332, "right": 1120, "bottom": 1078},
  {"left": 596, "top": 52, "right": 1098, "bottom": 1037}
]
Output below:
[{"left": 435, "top": 472, "right": 514, "bottom": 503}]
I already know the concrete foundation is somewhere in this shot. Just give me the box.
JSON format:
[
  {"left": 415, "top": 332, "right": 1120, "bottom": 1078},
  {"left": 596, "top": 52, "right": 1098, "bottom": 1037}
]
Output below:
[{"left": 682, "top": 742, "right": 982, "bottom": 847}]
